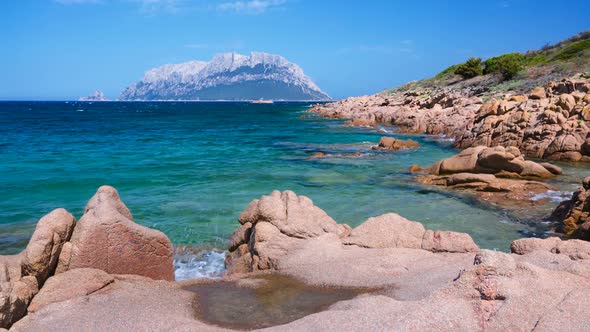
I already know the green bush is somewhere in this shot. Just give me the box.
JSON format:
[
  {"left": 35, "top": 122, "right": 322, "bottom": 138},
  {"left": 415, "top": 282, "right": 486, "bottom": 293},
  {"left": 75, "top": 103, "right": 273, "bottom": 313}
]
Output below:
[
  {"left": 550, "top": 39, "right": 590, "bottom": 61},
  {"left": 484, "top": 53, "right": 524, "bottom": 80},
  {"left": 524, "top": 54, "right": 548, "bottom": 66},
  {"left": 454, "top": 57, "right": 483, "bottom": 79},
  {"left": 435, "top": 64, "right": 458, "bottom": 79}
]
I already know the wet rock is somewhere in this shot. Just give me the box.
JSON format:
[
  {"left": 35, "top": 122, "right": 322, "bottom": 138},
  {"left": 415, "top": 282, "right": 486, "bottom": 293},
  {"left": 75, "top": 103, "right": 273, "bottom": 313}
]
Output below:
[
  {"left": 550, "top": 180, "right": 590, "bottom": 239},
  {"left": 432, "top": 146, "right": 555, "bottom": 179},
  {"left": 539, "top": 162, "right": 563, "bottom": 175},
  {"left": 372, "top": 136, "right": 420, "bottom": 151},
  {"left": 56, "top": 186, "right": 174, "bottom": 281},
  {"left": 309, "top": 152, "right": 327, "bottom": 159}
]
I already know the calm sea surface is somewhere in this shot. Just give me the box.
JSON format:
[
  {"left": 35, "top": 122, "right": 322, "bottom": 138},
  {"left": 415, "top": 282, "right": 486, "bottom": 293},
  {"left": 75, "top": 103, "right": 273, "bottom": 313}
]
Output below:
[{"left": 1, "top": 101, "right": 589, "bottom": 272}]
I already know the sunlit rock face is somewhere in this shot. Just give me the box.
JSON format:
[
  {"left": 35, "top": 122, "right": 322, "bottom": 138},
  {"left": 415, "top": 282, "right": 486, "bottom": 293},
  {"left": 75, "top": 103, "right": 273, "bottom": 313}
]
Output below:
[{"left": 120, "top": 52, "right": 331, "bottom": 101}]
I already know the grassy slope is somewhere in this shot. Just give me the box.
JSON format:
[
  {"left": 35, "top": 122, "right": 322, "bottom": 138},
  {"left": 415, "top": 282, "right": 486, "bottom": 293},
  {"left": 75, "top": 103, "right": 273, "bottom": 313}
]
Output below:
[{"left": 383, "top": 30, "right": 590, "bottom": 97}]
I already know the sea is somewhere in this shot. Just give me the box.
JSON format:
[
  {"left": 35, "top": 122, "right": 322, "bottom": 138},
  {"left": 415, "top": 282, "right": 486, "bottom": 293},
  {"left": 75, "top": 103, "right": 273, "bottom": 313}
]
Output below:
[{"left": 1, "top": 101, "right": 588, "bottom": 279}]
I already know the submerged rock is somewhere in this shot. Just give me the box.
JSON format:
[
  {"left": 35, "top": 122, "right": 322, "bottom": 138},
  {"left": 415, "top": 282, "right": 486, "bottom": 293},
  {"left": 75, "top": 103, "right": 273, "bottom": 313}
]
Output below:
[
  {"left": 56, "top": 186, "right": 174, "bottom": 281},
  {"left": 551, "top": 178, "right": 590, "bottom": 239}
]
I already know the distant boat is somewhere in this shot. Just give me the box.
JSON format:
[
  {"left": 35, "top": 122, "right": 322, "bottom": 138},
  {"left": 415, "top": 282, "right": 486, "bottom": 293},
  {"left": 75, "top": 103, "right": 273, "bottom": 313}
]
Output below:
[{"left": 250, "top": 99, "right": 274, "bottom": 104}]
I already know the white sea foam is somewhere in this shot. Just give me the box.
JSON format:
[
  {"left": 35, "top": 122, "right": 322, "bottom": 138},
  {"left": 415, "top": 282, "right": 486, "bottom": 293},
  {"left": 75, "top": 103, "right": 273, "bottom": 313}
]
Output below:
[
  {"left": 174, "top": 249, "right": 226, "bottom": 281},
  {"left": 75, "top": 109, "right": 84, "bottom": 112},
  {"left": 531, "top": 190, "right": 572, "bottom": 203}
]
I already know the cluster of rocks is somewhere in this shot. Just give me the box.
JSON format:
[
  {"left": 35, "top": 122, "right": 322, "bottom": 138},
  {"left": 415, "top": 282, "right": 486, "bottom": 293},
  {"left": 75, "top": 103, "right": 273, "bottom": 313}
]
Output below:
[
  {"left": 4, "top": 188, "right": 590, "bottom": 330},
  {"left": 224, "top": 190, "right": 590, "bottom": 330},
  {"left": 411, "top": 146, "right": 560, "bottom": 208},
  {"left": 0, "top": 186, "right": 174, "bottom": 329},
  {"left": 310, "top": 76, "right": 590, "bottom": 161},
  {"left": 225, "top": 190, "right": 479, "bottom": 275},
  {"left": 551, "top": 177, "right": 590, "bottom": 240}
]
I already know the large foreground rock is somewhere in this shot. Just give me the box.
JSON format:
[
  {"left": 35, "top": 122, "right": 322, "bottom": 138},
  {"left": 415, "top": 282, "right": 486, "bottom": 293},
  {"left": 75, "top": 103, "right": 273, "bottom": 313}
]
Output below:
[
  {"left": 56, "top": 186, "right": 174, "bottom": 281},
  {"left": 225, "top": 190, "right": 351, "bottom": 274},
  {"left": 27, "top": 268, "right": 114, "bottom": 313},
  {"left": 551, "top": 177, "right": 590, "bottom": 239},
  {"left": 226, "top": 191, "right": 478, "bottom": 276},
  {"left": 10, "top": 274, "right": 226, "bottom": 332},
  {"left": 0, "top": 208, "right": 75, "bottom": 328}
]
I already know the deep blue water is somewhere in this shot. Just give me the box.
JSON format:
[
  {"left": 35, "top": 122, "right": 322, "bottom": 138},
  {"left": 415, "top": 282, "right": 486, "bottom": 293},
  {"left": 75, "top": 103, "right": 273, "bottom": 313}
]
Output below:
[{"left": 1, "top": 101, "right": 586, "bottom": 259}]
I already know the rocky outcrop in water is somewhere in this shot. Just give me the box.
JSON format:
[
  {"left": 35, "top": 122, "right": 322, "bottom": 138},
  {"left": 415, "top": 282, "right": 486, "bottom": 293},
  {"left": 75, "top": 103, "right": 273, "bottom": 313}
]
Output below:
[
  {"left": 551, "top": 177, "right": 590, "bottom": 239},
  {"left": 421, "top": 145, "right": 558, "bottom": 179},
  {"left": 372, "top": 136, "right": 420, "bottom": 151},
  {"left": 412, "top": 146, "right": 558, "bottom": 209},
  {"left": 310, "top": 76, "right": 590, "bottom": 161}
]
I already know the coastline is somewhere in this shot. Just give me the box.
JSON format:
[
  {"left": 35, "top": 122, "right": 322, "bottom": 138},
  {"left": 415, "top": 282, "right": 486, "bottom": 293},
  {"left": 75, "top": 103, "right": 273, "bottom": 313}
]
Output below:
[
  {"left": 3, "top": 185, "right": 590, "bottom": 330},
  {"left": 309, "top": 75, "right": 590, "bottom": 162},
  {"left": 2, "top": 75, "right": 590, "bottom": 331}
]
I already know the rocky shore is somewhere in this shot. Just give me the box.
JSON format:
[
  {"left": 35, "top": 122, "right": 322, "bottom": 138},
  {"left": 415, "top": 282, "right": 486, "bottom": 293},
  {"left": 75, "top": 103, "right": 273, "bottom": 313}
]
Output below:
[
  {"left": 3, "top": 186, "right": 590, "bottom": 330},
  {"left": 310, "top": 76, "right": 590, "bottom": 161}
]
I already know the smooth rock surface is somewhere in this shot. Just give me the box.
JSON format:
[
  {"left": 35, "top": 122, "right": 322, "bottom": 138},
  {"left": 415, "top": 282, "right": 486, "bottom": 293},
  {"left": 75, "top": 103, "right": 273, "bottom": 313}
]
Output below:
[
  {"left": 27, "top": 268, "right": 114, "bottom": 313},
  {"left": 56, "top": 186, "right": 174, "bottom": 281}
]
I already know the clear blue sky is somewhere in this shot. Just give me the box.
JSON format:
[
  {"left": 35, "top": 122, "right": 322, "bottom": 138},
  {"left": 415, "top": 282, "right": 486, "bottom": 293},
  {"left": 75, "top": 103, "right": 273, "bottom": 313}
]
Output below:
[{"left": 1, "top": 0, "right": 589, "bottom": 100}]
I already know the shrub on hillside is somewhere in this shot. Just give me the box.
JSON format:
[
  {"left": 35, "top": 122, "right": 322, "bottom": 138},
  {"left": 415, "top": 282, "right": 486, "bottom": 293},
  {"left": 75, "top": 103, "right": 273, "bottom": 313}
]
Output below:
[
  {"left": 551, "top": 39, "right": 590, "bottom": 61},
  {"left": 454, "top": 57, "right": 483, "bottom": 79},
  {"left": 484, "top": 53, "right": 525, "bottom": 80},
  {"left": 435, "top": 64, "right": 458, "bottom": 79}
]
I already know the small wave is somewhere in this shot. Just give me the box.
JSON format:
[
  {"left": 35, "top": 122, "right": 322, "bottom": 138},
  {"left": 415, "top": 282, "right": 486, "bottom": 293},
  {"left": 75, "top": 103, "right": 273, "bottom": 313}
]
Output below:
[
  {"left": 377, "top": 126, "right": 393, "bottom": 134},
  {"left": 531, "top": 190, "right": 572, "bottom": 203},
  {"left": 174, "top": 249, "right": 226, "bottom": 281},
  {"left": 75, "top": 109, "right": 84, "bottom": 112}
]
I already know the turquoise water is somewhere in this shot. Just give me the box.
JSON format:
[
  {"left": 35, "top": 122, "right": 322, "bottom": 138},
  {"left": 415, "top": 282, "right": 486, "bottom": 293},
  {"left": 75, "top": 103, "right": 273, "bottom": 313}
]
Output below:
[{"left": 1, "top": 101, "right": 588, "bottom": 259}]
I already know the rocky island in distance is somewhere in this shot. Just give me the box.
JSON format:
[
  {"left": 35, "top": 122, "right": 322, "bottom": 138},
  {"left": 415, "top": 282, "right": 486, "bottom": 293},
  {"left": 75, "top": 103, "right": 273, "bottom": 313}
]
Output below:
[{"left": 119, "top": 52, "right": 331, "bottom": 102}]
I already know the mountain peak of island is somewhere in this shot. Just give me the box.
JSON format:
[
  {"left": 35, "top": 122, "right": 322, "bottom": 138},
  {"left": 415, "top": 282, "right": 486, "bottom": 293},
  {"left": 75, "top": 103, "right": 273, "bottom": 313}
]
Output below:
[{"left": 119, "top": 52, "right": 330, "bottom": 101}]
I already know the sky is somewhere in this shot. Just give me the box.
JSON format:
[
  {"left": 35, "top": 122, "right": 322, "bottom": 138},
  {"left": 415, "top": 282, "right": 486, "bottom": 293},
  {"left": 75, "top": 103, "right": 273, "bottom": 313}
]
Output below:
[{"left": 1, "top": 0, "right": 589, "bottom": 100}]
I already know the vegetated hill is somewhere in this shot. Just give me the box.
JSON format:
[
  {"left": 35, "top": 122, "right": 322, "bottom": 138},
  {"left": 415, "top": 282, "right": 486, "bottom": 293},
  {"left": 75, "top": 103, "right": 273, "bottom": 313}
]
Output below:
[{"left": 384, "top": 30, "right": 590, "bottom": 98}]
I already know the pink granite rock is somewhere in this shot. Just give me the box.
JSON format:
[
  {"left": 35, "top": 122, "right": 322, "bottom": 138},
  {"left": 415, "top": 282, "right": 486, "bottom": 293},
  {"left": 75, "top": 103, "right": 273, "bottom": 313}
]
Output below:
[{"left": 56, "top": 186, "right": 174, "bottom": 281}]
